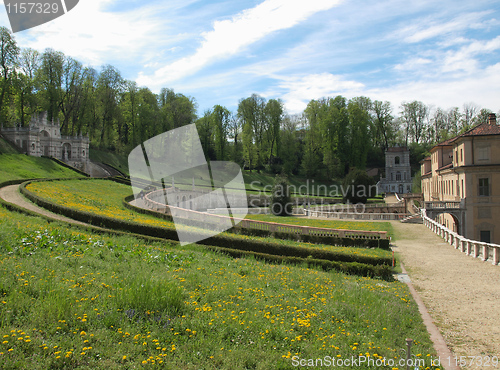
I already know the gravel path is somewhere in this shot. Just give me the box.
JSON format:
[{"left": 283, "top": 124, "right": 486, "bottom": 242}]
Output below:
[
  {"left": 391, "top": 221, "right": 500, "bottom": 369},
  {"left": 0, "top": 184, "right": 96, "bottom": 228}
]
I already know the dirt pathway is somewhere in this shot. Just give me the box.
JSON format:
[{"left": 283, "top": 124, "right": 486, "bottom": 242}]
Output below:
[
  {"left": 391, "top": 221, "right": 500, "bottom": 368},
  {"left": 0, "top": 184, "right": 91, "bottom": 227}
]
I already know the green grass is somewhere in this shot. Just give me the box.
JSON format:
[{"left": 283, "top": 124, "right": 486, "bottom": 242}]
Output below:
[
  {"left": 246, "top": 214, "right": 394, "bottom": 237},
  {"left": 89, "top": 149, "right": 130, "bottom": 176},
  {"left": 0, "top": 205, "right": 440, "bottom": 369},
  {"left": 0, "top": 154, "right": 86, "bottom": 182}
]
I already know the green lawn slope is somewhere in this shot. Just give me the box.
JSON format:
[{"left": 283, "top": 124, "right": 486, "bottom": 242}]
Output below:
[{"left": 0, "top": 154, "right": 86, "bottom": 182}]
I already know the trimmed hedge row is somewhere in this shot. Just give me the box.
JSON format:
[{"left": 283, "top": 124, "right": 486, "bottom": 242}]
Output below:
[
  {"left": 198, "top": 232, "right": 393, "bottom": 267},
  {"left": 203, "top": 245, "right": 394, "bottom": 281},
  {"left": 232, "top": 225, "right": 390, "bottom": 249}
]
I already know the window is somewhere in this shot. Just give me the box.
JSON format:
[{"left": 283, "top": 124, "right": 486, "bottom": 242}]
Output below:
[
  {"left": 396, "top": 171, "right": 401, "bottom": 181},
  {"left": 480, "top": 230, "right": 491, "bottom": 243},
  {"left": 461, "top": 179, "right": 464, "bottom": 198},
  {"left": 460, "top": 149, "right": 463, "bottom": 163},
  {"left": 395, "top": 156, "right": 400, "bottom": 165},
  {"left": 478, "top": 178, "right": 490, "bottom": 196}
]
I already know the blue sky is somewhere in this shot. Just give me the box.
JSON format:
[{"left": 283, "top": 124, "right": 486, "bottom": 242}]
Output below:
[{"left": 1, "top": 0, "right": 500, "bottom": 116}]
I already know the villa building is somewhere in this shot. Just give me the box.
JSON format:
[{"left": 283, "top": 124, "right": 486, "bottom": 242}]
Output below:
[
  {"left": 421, "top": 113, "right": 500, "bottom": 244},
  {"left": 378, "top": 146, "right": 413, "bottom": 194},
  {"left": 0, "top": 112, "right": 89, "bottom": 172}
]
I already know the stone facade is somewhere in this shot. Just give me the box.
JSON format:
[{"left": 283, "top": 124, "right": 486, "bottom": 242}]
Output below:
[
  {"left": 378, "top": 147, "right": 413, "bottom": 194},
  {"left": 0, "top": 112, "right": 89, "bottom": 171},
  {"left": 421, "top": 113, "right": 500, "bottom": 244}
]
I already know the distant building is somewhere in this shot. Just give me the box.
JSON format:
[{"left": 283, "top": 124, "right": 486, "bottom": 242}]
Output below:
[
  {"left": 421, "top": 113, "right": 500, "bottom": 244},
  {"left": 378, "top": 147, "right": 413, "bottom": 194},
  {"left": 0, "top": 112, "right": 89, "bottom": 172}
]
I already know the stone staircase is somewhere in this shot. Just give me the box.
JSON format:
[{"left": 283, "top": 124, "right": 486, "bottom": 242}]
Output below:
[{"left": 401, "top": 213, "right": 423, "bottom": 224}]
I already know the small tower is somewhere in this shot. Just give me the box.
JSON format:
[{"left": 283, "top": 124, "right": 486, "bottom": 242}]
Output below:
[{"left": 378, "top": 146, "right": 413, "bottom": 194}]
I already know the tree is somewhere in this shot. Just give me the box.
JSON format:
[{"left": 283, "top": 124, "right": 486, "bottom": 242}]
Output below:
[
  {"left": 400, "top": 101, "right": 429, "bottom": 145},
  {"left": 14, "top": 48, "right": 40, "bottom": 126},
  {"left": 461, "top": 102, "right": 479, "bottom": 132},
  {"left": 280, "top": 114, "right": 300, "bottom": 175},
  {"left": 238, "top": 94, "right": 266, "bottom": 170},
  {"left": 211, "top": 105, "right": 230, "bottom": 160},
  {"left": 342, "top": 168, "right": 377, "bottom": 204},
  {"left": 270, "top": 173, "right": 293, "bottom": 216},
  {"left": 60, "top": 56, "right": 86, "bottom": 134},
  {"left": 37, "top": 48, "right": 65, "bottom": 122},
  {"left": 347, "top": 98, "right": 371, "bottom": 169},
  {"left": 372, "top": 100, "right": 394, "bottom": 154},
  {"left": 0, "top": 27, "right": 20, "bottom": 122},
  {"left": 264, "top": 98, "right": 283, "bottom": 164},
  {"left": 471, "top": 108, "right": 492, "bottom": 126},
  {"left": 96, "top": 65, "right": 124, "bottom": 148},
  {"left": 196, "top": 110, "right": 215, "bottom": 160}
]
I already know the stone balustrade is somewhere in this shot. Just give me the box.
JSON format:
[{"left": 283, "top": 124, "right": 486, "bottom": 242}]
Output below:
[
  {"left": 421, "top": 209, "right": 500, "bottom": 266},
  {"left": 308, "top": 210, "right": 409, "bottom": 221}
]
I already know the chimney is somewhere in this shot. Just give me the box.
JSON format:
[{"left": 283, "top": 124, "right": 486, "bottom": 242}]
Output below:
[{"left": 488, "top": 113, "right": 497, "bottom": 125}]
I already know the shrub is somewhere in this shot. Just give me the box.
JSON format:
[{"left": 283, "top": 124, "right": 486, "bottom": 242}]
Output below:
[
  {"left": 270, "top": 174, "right": 292, "bottom": 216},
  {"left": 342, "top": 168, "right": 377, "bottom": 204}
]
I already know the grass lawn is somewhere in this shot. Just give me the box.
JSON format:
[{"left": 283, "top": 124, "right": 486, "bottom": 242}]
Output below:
[
  {"left": 246, "top": 214, "right": 394, "bottom": 238},
  {"left": 0, "top": 205, "right": 439, "bottom": 369},
  {"left": 0, "top": 154, "right": 85, "bottom": 183}
]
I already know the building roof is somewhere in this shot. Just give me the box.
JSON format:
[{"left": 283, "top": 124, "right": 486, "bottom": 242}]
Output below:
[
  {"left": 437, "top": 163, "right": 453, "bottom": 171},
  {"left": 460, "top": 122, "right": 500, "bottom": 137}
]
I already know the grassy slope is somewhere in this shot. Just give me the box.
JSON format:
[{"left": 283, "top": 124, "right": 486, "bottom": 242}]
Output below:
[
  {"left": 0, "top": 137, "right": 20, "bottom": 155},
  {"left": 0, "top": 154, "right": 86, "bottom": 182},
  {"left": 0, "top": 205, "right": 439, "bottom": 369},
  {"left": 89, "top": 148, "right": 130, "bottom": 176}
]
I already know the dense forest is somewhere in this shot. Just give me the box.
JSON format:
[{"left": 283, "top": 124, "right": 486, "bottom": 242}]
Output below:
[{"left": 0, "top": 27, "right": 496, "bottom": 180}]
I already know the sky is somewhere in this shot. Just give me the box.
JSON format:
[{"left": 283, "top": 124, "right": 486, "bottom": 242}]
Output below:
[{"left": 1, "top": 0, "right": 500, "bottom": 116}]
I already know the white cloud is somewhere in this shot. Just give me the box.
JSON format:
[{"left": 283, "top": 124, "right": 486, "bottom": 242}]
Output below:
[
  {"left": 273, "top": 73, "right": 365, "bottom": 114},
  {"left": 10, "top": 1, "right": 184, "bottom": 67},
  {"left": 136, "top": 0, "right": 343, "bottom": 89},
  {"left": 368, "top": 62, "right": 500, "bottom": 112},
  {"left": 401, "top": 11, "right": 493, "bottom": 43}
]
